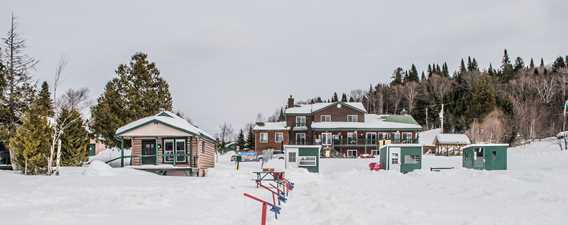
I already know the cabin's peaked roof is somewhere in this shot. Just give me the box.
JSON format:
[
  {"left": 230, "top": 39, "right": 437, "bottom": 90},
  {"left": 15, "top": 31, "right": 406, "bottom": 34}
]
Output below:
[
  {"left": 285, "top": 102, "right": 367, "bottom": 115},
  {"left": 434, "top": 133, "right": 471, "bottom": 145},
  {"left": 116, "top": 111, "right": 215, "bottom": 141}
]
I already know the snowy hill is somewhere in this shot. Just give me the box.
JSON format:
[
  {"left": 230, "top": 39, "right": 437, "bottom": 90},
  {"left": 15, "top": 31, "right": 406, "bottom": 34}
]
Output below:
[{"left": 1, "top": 138, "right": 567, "bottom": 225}]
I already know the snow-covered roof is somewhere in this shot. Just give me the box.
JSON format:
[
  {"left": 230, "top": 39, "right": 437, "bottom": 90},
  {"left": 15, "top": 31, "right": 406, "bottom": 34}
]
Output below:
[
  {"left": 285, "top": 102, "right": 367, "bottom": 115},
  {"left": 461, "top": 143, "right": 509, "bottom": 150},
  {"left": 311, "top": 114, "right": 422, "bottom": 130},
  {"left": 419, "top": 128, "right": 442, "bottom": 145},
  {"left": 116, "top": 111, "right": 215, "bottom": 141},
  {"left": 380, "top": 144, "right": 423, "bottom": 149},
  {"left": 434, "top": 134, "right": 471, "bottom": 145},
  {"left": 253, "top": 122, "right": 289, "bottom": 131}
]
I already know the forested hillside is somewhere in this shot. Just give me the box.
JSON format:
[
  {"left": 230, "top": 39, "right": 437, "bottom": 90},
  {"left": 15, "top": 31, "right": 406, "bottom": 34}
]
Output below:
[{"left": 303, "top": 50, "right": 568, "bottom": 144}]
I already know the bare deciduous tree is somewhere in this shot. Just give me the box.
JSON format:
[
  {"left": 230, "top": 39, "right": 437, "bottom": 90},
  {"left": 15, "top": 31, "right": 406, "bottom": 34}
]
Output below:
[{"left": 403, "top": 81, "right": 418, "bottom": 113}]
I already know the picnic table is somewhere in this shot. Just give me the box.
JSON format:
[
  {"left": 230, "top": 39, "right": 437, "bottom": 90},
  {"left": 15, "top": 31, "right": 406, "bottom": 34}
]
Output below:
[{"left": 252, "top": 171, "right": 285, "bottom": 187}]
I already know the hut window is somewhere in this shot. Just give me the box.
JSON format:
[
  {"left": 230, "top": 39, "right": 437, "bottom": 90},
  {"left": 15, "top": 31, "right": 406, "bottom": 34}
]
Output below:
[
  {"left": 474, "top": 148, "right": 483, "bottom": 160},
  {"left": 492, "top": 151, "right": 497, "bottom": 160},
  {"left": 404, "top": 155, "right": 420, "bottom": 164},
  {"left": 201, "top": 141, "right": 205, "bottom": 153}
]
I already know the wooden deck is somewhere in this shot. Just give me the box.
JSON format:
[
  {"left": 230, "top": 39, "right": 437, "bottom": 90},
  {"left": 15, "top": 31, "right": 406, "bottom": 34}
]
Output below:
[{"left": 131, "top": 166, "right": 197, "bottom": 176}]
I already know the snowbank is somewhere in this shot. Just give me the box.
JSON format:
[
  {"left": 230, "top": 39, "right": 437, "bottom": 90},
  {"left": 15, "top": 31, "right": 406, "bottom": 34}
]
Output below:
[
  {"left": 89, "top": 148, "right": 132, "bottom": 167},
  {"left": 82, "top": 160, "right": 116, "bottom": 176}
]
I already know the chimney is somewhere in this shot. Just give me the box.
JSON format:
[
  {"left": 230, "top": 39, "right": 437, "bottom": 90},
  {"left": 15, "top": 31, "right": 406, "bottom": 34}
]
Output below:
[{"left": 287, "top": 95, "right": 295, "bottom": 108}]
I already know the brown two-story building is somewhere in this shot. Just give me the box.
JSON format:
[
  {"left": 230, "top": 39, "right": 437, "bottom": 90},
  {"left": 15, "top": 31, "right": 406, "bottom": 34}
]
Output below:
[{"left": 253, "top": 96, "right": 422, "bottom": 157}]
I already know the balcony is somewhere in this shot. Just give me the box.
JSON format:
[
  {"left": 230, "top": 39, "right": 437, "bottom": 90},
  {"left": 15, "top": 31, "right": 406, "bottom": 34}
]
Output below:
[{"left": 316, "top": 138, "right": 418, "bottom": 147}]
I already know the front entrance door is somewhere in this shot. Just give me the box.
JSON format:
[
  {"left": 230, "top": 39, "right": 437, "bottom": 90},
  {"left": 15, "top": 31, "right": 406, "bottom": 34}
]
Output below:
[
  {"left": 390, "top": 147, "right": 401, "bottom": 171},
  {"left": 141, "top": 140, "right": 156, "bottom": 165}
]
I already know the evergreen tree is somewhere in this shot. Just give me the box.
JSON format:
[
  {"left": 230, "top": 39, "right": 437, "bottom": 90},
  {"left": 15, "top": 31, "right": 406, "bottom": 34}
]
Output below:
[
  {"left": 469, "top": 75, "right": 496, "bottom": 120},
  {"left": 529, "top": 58, "right": 535, "bottom": 68},
  {"left": 442, "top": 62, "right": 450, "bottom": 77},
  {"left": 278, "top": 108, "right": 285, "bottom": 121},
  {"left": 36, "top": 81, "right": 54, "bottom": 117},
  {"left": 552, "top": 56, "right": 566, "bottom": 72},
  {"left": 246, "top": 126, "right": 255, "bottom": 150},
  {"left": 90, "top": 53, "right": 173, "bottom": 146},
  {"left": 57, "top": 108, "right": 89, "bottom": 166},
  {"left": 500, "top": 49, "right": 514, "bottom": 81},
  {"left": 408, "top": 64, "right": 419, "bottom": 82},
  {"left": 421, "top": 71, "right": 426, "bottom": 81},
  {"left": 8, "top": 99, "right": 53, "bottom": 174},
  {"left": 459, "top": 59, "right": 467, "bottom": 75},
  {"left": 391, "top": 67, "right": 403, "bottom": 85},
  {"left": 236, "top": 129, "right": 245, "bottom": 150},
  {"left": 427, "top": 64, "right": 433, "bottom": 76},
  {"left": 331, "top": 92, "right": 339, "bottom": 102},
  {"left": 341, "top": 93, "right": 348, "bottom": 102},
  {"left": 513, "top": 57, "right": 525, "bottom": 73},
  {"left": 540, "top": 58, "right": 545, "bottom": 67},
  {"left": 488, "top": 64, "right": 496, "bottom": 76},
  {"left": 471, "top": 58, "right": 479, "bottom": 71},
  {"left": 349, "top": 96, "right": 354, "bottom": 102},
  {"left": 467, "top": 57, "right": 473, "bottom": 71}
]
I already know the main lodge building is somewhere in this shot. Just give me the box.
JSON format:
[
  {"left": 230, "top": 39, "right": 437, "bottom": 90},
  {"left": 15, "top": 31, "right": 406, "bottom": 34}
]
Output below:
[{"left": 253, "top": 96, "right": 422, "bottom": 157}]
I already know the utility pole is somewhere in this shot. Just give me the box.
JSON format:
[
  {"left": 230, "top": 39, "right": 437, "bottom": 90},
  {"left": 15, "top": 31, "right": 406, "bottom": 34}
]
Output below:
[{"left": 425, "top": 108, "right": 429, "bottom": 130}]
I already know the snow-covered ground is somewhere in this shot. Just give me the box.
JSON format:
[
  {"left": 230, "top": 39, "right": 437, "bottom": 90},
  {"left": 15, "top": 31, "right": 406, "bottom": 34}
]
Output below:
[{"left": 1, "top": 138, "right": 567, "bottom": 225}]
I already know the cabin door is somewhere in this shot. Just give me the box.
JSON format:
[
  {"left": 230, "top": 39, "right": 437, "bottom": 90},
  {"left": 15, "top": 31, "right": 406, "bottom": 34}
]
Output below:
[
  {"left": 141, "top": 140, "right": 156, "bottom": 165},
  {"left": 389, "top": 147, "right": 401, "bottom": 171}
]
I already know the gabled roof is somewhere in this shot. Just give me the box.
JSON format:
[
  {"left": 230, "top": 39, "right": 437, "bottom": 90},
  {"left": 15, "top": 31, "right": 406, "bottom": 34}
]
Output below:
[
  {"left": 311, "top": 114, "right": 422, "bottom": 130},
  {"left": 116, "top": 111, "right": 215, "bottom": 141},
  {"left": 253, "top": 122, "right": 289, "bottom": 131},
  {"left": 419, "top": 128, "right": 442, "bottom": 145},
  {"left": 434, "top": 133, "right": 471, "bottom": 145},
  {"left": 285, "top": 102, "right": 367, "bottom": 115}
]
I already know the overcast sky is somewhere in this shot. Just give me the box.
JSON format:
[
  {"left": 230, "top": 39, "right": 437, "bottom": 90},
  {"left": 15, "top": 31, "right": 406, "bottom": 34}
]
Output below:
[{"left": 2, "top": 0, "right": 567, "bottom": 135}]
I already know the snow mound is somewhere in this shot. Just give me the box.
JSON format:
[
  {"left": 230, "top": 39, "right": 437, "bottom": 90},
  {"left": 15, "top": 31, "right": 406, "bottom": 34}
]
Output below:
[
  {"left": 218, "top": 151, "right": 237, "bottom": 162},
  {"left": 82, "top": 160, "right": 116, "bottom": 176},
  {"left": 89, "top": 148, "right": 131, "bottom": 167}
]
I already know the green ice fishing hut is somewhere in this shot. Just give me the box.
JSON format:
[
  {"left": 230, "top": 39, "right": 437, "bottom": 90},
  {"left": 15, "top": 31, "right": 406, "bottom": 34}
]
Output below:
[
  {"left": 379, "top": 144, "right": 422, "bottom": 173},
  {"left": 462, "top": 144, "right": 508, "bottom": 170}
]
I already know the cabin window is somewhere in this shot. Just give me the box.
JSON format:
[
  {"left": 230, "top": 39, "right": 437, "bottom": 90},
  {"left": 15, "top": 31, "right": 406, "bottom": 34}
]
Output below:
[
  {"left": 492, "top": 150, "right": 497, "bottom": 160},
  {"left": 347, "top": 132, "right": 357, "bottom": 144},
  {"left": 366, "top": 132, "right": 377, "bottom": 144},
  {"left": 347, "top": 115, "right": 358, "bottom": 122},
  {"left": 321, "top": 132, "right": 332, "bottom": 145},
  {"left": 347, "top": 149, "right": 358, "bottom": 158},
  {"left": 260, "top": 132, "right": 269, "bottom": 143},
  {"left": 295, "top": 133, "right": 306, "bottom": 145},
  {"left": 296, "top": 116, "right": 306, "bottom": 127},
  {"left": 320, "top": 115, "right": 332, "bottom": 122},
  {"left": 275, "top": 132, "right": 284, "bottom": 143},
  {"left": 176, "top": 139, "right": 187, "bottom": 162},
  {"left": 371, "top": 150, "right": 379, "bottom": 156},
  {"left": 201, "top": 141, "right": 205, "bottom": 153},
  {"left": 393, "top": 132, "right": 401, "bottom": 141}
]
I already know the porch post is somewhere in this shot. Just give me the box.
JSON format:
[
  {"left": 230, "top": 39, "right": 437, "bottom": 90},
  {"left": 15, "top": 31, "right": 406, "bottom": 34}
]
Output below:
[{"left": 120, "top": 138, "right": 124, "bottom": 167}]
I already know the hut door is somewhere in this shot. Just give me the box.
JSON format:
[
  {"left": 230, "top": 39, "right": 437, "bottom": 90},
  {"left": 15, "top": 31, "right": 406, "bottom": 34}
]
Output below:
[{"left": 390, "top": 147, "right": 401, "bottom": 171}]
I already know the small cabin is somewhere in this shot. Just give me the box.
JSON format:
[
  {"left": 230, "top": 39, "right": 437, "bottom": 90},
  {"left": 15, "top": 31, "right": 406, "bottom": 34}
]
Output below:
[
  {"left": 379, "top": 144, "right": 422, "bottom": 173},
  {"left": 462, "top": 144, "right": 508, "bottom": 170},
  {"left": 115, "top": 111, "right": 217, "bottom": 176},
  {"left": 284, "top": 145, "right": 321, "bottom": 173}
]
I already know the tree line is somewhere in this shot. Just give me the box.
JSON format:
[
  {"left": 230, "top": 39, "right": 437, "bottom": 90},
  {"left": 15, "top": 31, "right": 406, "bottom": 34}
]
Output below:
[{"left": 365, "top": 50, "right": 567, "bottom": 144}]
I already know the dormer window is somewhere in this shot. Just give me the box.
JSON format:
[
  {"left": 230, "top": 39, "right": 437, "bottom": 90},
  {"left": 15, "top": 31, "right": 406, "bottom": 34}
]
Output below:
[
  {"left": 296, "top": 116, "right": 306, "bottom": 127},
  {"left": 320, "top": 115, "right": 331, "bottom": 122},
  {"left": 347, "top": 115, "right": 358, "bottom": 122}
]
